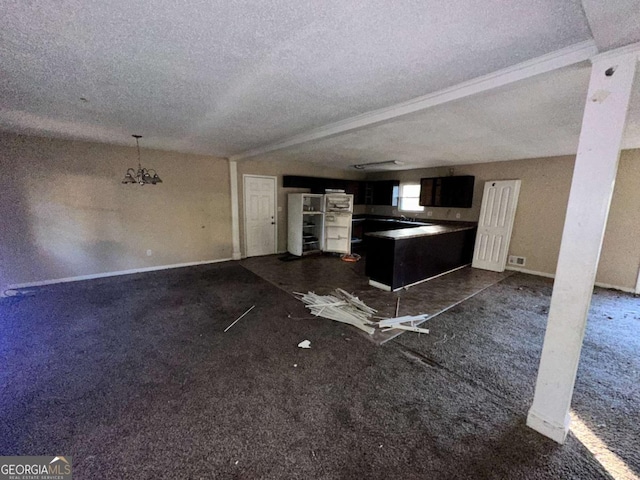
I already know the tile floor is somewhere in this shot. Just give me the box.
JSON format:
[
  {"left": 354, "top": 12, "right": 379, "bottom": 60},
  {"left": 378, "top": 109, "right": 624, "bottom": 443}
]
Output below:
[{"left": 241, "top": 253, "right": 512, "bottom": 344}]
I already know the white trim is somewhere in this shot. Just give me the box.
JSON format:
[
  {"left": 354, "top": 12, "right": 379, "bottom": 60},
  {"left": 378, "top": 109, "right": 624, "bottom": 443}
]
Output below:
[
  {"left": 230, "top": 40, "right": 597, "bottom": 161},
  {"left": 2, "top": 258, "right": 233, "bottom": 297},
  {"left": 635, "top": 264, "right": 640, "bottom": 295},
  {"left": 392, "top": 264, "right": 469, "bottom": 291},
  {"left": 368, "top": 280, "right": 391, "bottom": 291},
  {"left": 242, "top": 174, "right": 278, "bottom": 257},
  {"left": 526, "top": 408, "right": 570, "bottom": 444},
  {"left": 595, "top": 281, "right": 637, "bottom": 294},
  {"left": 369, "top": 264, "right": 469, "bottom": 292},
  {"left": 505, "top": 266, "right": 555, "bottom": 279},
  {"left": 505, "top": 266, "right": 637, "bottom": 293},
  {"left": 229, "top": 160, "right": 242, "bottom": 260}
]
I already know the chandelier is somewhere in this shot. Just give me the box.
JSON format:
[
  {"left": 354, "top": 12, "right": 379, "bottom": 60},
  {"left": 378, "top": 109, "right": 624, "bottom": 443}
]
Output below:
[{"left": 121, "top": 135, "right": 162, "bottom": 185}]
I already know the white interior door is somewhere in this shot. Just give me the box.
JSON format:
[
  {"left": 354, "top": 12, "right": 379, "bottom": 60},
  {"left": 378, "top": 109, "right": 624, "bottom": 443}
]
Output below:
[
  {"left": 472, "top": 180, "right": 521, "bottom": 272},
  {"left": 244, "top": 175, "right": 276, "bottom": 257}
]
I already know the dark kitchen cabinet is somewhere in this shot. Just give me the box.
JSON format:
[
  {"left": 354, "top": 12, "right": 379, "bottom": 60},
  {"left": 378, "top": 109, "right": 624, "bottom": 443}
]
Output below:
[
  {"left": 282, "top": 176, "right": 399, "bottom": 206},
  {"left": 368, "top": 180, "right": 399, "bottom": 206},
  {"left": 321, "top": 178, "right": 348, "bottom": 193},
  {"left": 345, "top": 181, "right": 365, "bottom": 205},
  {"left": 282, "top": 175, "right": 315, "bottom": 189},
  {"left": 283, "top": 175, "right": 344, "bottom": 194},
  {"left": 283, "top": 176, "right": 367, "bottom": 204},
  {"left": 365, "top": 225, "right": 477, "bottom": 290},
  {"left": 419, "top": 175, "right": 474, "bottom": 208}
]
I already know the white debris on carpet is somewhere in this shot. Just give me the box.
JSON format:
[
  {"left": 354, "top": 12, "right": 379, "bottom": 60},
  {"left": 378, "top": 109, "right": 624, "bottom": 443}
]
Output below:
[
  {"left": 294, "top": 289, "right": 377, "bottom": 334},
  {"left": 295, "top": 289, "right": 430, "bottom": 335}
]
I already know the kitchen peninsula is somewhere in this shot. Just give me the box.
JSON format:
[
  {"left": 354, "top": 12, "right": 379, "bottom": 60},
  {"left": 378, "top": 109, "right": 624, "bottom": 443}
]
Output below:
[{"left": 365, "top": 223, "right": 477, "bottom": 291}]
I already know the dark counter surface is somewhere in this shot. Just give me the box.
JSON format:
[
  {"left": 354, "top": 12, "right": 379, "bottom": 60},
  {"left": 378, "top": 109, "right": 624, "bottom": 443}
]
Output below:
[{"left": 365, "top": 224, "right": 475, "bottom": 240}]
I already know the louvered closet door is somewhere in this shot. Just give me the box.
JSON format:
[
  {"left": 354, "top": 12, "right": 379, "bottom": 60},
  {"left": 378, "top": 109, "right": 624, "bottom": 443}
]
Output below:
[{"left": 472, "top": 180, "right": 521, "bottom": 272}]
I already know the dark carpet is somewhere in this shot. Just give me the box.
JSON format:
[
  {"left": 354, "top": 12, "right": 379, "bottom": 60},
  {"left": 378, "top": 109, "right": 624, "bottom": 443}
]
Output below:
[{"left": 0, "top": 262, "right": 637, "bottom": 479}]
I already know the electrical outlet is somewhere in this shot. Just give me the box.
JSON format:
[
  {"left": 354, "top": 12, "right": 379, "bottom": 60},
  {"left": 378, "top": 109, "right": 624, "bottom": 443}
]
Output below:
[
  {"left": 146, "top": 249, "right": 152, "bottom": 256},
  {"left": 427, "top": 211, "right": 432, "bottom": 217},
  {"left": 455, "top": 212, "right": 461, "bottom": 219}
]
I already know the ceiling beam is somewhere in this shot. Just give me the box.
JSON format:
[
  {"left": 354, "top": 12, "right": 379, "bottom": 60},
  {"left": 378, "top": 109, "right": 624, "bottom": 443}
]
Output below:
[{"left": 230, "top": 40, "right": 598, "bottom": 161}]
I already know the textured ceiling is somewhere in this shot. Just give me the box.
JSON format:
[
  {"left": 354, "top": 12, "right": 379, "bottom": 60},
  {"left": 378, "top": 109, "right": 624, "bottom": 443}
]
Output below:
[
  {"left": 581, "top": 0, "right": 640, "bottom": 50},
  {"left": 0, "top": 0, "right": 594, "bottom": 158},
  {"left": 246, "top": 63, "right": 640, "bottom": 170},
  {"left": 1, "top": 1, "right": 639, "bottom": 169}
]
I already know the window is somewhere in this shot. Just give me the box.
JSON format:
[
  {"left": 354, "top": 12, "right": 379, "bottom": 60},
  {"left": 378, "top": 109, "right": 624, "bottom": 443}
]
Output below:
[{"left": 399, "top": 183, "right": 424, "bottom": 212}]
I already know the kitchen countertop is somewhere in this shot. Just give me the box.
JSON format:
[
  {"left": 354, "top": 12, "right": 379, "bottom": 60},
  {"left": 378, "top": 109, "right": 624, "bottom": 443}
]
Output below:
[
  {"left": 365, "top": 224, "right": 476, "bottom": 240},
  {"left": 351, "top": 217, "right": 432, "bottom": 226},
  {"left": 352, "top": 214, "right": 476, "bottom": 226}
]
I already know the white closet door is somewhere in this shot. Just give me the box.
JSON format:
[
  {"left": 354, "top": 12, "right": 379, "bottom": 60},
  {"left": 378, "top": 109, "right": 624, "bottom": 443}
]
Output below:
[{"left": 472, "top": 180, "right": 521, "bottom": 272}]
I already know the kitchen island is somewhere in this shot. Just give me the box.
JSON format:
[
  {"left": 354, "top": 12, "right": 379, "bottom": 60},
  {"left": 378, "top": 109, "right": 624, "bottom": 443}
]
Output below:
[{"left": 365, "top": 224, "right": 477, "bottom": 291}]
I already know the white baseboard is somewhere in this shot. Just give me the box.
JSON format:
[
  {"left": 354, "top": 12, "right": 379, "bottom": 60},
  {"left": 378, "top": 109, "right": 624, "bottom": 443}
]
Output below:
[
  {"left": 2, "top": 258, "right": 233, "bottom": 297},
  {"left": 397, "top": 264, "right": 468, "bottom": 291},
  {"left": 505, "top": 266, "right": 636, "bottom": 294},
  {"left": 369, "top": 280, "right": 391, "bottom": 291},
  {"left": 594, "top": 281, "right": 636, "bottom": 294},
  {"left": 526, "top": 408, "right": 570, "bottom": 444},
  {"left": 505, "top": 266, "right": 555, "bottom": 279},
  {"left": 369, "top": 264, "right": 469, "bottom": 292}
]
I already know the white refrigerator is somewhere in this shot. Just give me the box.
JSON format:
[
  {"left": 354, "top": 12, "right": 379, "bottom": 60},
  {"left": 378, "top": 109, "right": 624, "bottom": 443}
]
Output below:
[
  {"left": 287, "top": 193, "right": 325, "bottom": 256},
  {"left": 323, "top": 194, "right": 353, "bottom": 254}
]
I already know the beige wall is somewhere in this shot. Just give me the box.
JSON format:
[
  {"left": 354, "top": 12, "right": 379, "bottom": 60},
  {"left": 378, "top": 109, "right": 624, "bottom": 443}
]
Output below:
[
  {"left": 0, "top": 133, "right": 232, "bottom": 292},
  {"left": 236, "top": 159, "right": 365, "bottom": 254},
  {"left": 368, "top": 150, "right": 640, "bottom": 291},
  {"left": 599, "top": 149, "right": 640, "bottom": 289},
  {"left": 3, "top": 130, "right": 637, "bottom": 293}
]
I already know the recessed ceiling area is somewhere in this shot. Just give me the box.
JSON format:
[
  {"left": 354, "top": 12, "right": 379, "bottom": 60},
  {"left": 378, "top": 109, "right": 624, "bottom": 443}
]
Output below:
[{"left": 0, "top": 0, "right": 638, "bottom": 167}]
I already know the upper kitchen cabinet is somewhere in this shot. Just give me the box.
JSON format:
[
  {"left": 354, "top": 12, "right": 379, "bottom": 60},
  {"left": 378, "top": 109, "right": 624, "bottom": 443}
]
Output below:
[
  {"left": 283, "top": 175, "right": 317, "bottom": 190},
  {"left": 420, "top": 175, "right": 475, "bottom": 208},
  {"left": 282, "top": 176, "right": 399, "bottom": 206},
  {"left": 345, "top": 181, "right": 365, "bottom": 205},
  {"left": 283, "top": 175, "right": 347, "bottom": 194},
  {"left": 367, "top": 180, "right": 400, "bottom": 206}
]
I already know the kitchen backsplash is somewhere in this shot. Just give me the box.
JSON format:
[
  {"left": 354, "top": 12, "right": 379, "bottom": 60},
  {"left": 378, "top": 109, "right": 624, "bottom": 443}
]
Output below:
[{"left": 364, "top": 205, "right": 479, "bottom": 222}]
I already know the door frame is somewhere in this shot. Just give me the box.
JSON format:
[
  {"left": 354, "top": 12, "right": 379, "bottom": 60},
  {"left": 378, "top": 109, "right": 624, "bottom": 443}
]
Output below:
[{"left": 243, "top": 174, "right": 278, "bottom": 257}]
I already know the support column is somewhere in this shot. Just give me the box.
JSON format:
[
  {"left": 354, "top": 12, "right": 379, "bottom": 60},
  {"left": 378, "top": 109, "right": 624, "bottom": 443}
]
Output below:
[
  {"left": 527, "top": 47, "right": 638, "bottom": 444},
  {"left": 229, "top": 159, "right": 242, "bottom": 260}
]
